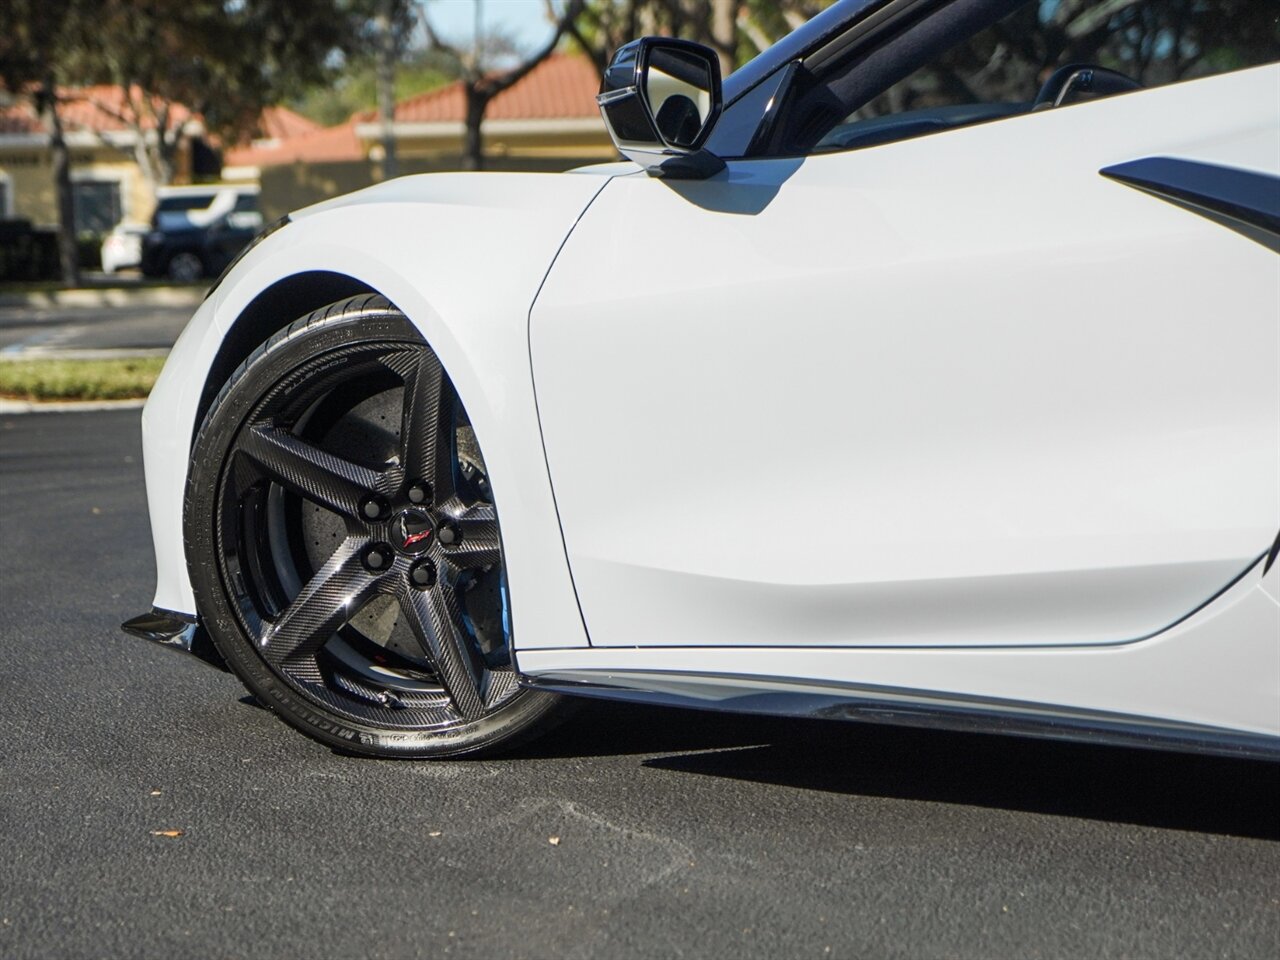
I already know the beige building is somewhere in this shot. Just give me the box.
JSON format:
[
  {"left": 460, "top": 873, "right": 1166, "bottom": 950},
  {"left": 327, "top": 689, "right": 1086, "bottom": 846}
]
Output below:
[
  {"left": 0, "top": 86, "right": 210, "bottom": 233},
  {"left": 225, "top": 55, "right": 615, "bottom": 220}
]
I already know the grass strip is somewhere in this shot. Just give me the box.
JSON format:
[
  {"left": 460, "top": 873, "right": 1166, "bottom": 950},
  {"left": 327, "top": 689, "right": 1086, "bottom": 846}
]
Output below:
[{"left": 0, "top": 356, "right": 166, "bottom": 401}]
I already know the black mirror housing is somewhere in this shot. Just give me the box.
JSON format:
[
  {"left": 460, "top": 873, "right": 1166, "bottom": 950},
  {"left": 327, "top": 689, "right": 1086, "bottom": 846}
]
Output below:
[{"left": 597, "top": 37, "right": 725, "bottom": 179}]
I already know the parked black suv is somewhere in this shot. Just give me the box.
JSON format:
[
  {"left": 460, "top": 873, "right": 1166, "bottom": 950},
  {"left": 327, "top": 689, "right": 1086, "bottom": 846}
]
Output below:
[{"left": 140, "top": 187, "right": 263, "bottom": 281}]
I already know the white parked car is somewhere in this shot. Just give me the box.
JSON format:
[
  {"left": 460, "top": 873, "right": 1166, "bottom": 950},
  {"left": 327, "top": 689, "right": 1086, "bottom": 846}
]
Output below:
[
  {"left": 99, "top": 222, "right": 149, "bottom": 274},
  {"left": 124, "top": 0, "right": 1280, "bottom": 760}
]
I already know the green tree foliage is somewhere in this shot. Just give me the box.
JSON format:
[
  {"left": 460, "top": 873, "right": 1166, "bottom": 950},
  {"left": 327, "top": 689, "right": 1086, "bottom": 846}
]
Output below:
[
  {"left": 127, "top": 3, "right": 390, "bottom": 180},
  {"left": 290, "top": 52, "right": 454, "bottom": 127},
  {"left": 0, "top": 0, "right": 406, "bottom": 281},
  {"left": 1, "top": 0, "right": 408, "bottom": 185}
]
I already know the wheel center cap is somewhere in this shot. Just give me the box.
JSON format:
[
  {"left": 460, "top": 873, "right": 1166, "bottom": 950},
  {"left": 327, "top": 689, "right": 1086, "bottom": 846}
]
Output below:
[{"left": 392, "top": 510, "right": 433, "bottom": 555}]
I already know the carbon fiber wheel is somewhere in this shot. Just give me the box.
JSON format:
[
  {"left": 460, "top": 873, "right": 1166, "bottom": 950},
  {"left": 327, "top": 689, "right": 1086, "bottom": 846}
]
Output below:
[{"left": 185, "top": 296, "right": 564, "bottom": 757}]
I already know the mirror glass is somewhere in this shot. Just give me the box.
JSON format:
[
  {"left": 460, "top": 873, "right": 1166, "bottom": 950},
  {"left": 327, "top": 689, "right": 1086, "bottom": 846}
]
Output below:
[{"left": 645, "top": 46, "right": 714, "bottom": 148}]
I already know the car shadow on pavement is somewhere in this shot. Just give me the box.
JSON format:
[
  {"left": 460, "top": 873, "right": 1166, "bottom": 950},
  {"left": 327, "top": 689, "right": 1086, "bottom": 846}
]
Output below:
[{"left": 517, "top": 701, "right": 1280, "bottom": 840}]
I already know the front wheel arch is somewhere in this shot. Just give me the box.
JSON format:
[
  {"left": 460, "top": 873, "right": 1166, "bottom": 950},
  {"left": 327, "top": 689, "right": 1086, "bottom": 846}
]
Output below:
[{"left": 195, "top": 271, "right": 378, "bottom": 443}]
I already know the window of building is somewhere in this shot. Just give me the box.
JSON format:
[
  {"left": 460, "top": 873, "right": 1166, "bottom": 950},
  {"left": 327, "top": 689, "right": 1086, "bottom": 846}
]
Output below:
[{"left": 72, "top": 179, "right": 123, "bottom": 234}]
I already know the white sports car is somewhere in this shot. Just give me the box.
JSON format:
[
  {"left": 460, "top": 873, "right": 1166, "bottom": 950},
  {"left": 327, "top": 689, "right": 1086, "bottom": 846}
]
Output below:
[{"left": 124, "top": 0, "right": 1280, "bottom": 760}]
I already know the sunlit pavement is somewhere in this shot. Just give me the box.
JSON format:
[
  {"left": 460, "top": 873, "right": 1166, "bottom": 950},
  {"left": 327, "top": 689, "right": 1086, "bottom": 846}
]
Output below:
[{"left": 0, "top": 303, "right": 192, "bottom": 356}]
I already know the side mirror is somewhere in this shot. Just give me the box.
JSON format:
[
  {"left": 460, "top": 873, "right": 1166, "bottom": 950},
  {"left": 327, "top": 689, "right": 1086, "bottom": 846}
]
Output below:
[{"left": 597, "top": 37, "right": 725, "bottom": 179}]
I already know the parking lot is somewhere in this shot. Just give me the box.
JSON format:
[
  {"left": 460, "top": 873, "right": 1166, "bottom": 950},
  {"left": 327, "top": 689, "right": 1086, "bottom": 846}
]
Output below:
[
  {"left": 1, "top": 406, "right": 1278, "bottom": 959},
  {"left": 0, "top": 298, "right": 194, "bottom": 356}
]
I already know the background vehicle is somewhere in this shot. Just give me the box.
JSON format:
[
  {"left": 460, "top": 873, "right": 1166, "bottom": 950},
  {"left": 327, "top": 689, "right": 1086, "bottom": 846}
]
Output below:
[
  {"left": 139, "top": 185, "right": 263, "bottom": 281},
  {"left": 99, "top": 222, "right": 149, "bottom": 274},
  {"left": 125, "top": 0, "right": 1280, "bottom": 761}
]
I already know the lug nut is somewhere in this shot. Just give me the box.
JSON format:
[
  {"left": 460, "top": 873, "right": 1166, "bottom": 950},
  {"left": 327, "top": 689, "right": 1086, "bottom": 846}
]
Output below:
[
  {"left": 360, "top": 495, "right": 388, "bottom": 521},
  {"left": 407, "top": 480, "right": 432, "bottom": 505},
  {"left": 362, "top": 543, "right": 392, "bottom": 572},
  {"left": 409, "top": 558, "right": 437, "bottom": 588},
  {"left": 375, "top": 689, "right": 405, "bottom": 708},
  {"left": 437, "top": 522, "right": 461, "bottom": 546}
]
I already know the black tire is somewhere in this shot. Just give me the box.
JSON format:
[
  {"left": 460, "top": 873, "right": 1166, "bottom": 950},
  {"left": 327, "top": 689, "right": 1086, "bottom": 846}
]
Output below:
[
  {"left": 167, "top": 251, "right": 205, "bottom": 282},
  {"left": 185, "top": 295, "right": 565, "bottom": 757}
]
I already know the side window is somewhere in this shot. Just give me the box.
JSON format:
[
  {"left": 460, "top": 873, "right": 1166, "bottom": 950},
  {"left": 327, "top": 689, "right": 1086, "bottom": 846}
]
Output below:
[
  {"left": 228, "top": 193, "right": 264, "bottom": 231},
  {"left": 798, "top": 0, "right": 1279, "bottom": 155},
  {"left": 154, "top": 194, "right": 218, "bottom": 230},
  {"left": 156, "top": 195, "right": 217, "bottom": 213}
]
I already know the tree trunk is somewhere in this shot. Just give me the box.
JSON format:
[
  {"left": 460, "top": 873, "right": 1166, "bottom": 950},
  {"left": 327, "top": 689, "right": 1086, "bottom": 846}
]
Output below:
[
  {"left": 429, "top": 0, "right": 582, "bottom": 173},
  {"left": 710, "top": 0, "right": 737, "bottom": 79},
  {"left": 132, "top": 139, "right": 159, "bottom": 198},
  {"left": 376, "top": 0, "right": 398, "bottom": 180},
  {"left": 40, "top": 78, "right": 79, "bottom": 286},
  {"left": 463, "top": 90, "right": 486, "bottom": 172}
]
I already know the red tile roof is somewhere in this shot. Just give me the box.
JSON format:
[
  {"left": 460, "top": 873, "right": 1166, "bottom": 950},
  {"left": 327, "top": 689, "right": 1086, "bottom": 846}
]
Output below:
[
  {"left": 228, "top": 54, "right": 602, "bottom": 168},
  {"left": 255, "top": 105, "right": 322, "bottom": 141},
  {"left": 0, "top": 85, "right": 197, "bottom": 135},
  {"left": 1, "top": 54, "right": 601, "bottom": 145},
  {"left": 0, "top": 101, "right": 40, "bottom": 135},
  {"left": 223, "top": 118, "right": 364, "bottom": 167},
  {"left": 382, "top": 53, "right": 601, "bottom": 123}
]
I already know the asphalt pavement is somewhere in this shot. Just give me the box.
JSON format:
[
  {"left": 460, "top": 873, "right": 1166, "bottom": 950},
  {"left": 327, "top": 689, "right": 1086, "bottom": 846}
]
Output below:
[
  {"left": 0, "top": 302, "right": 192, "bottom": 355},
  {"left": 1, "top": 408, "right": 1278, "bottom": 960}
]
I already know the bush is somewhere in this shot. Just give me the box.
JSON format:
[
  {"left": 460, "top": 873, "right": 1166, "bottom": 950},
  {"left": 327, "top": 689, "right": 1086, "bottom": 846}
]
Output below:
[
  {"left": 0, "top": 223, "right": 104, "bottom": 281},
  {"left": 77, "top": 233, "right": 103, "bottom": 271},
  {"left": 0, "top": 220, "right": 60, "bottom": 283}
]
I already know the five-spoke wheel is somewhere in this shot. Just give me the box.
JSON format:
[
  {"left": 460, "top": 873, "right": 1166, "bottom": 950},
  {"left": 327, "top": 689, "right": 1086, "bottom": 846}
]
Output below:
[{"left": 185, "top": 296, "right": 562, "bottom": 757}]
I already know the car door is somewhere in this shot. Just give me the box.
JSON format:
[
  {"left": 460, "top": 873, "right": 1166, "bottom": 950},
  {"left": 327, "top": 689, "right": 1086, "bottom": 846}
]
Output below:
[{"left": 529, "top": 64, "right": 1279, "bottom": 650}]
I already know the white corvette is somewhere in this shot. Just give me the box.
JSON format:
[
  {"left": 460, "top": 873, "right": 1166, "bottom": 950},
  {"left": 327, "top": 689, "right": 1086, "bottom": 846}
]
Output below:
[{"left": 124, "top": 0, "right": 1280, "bottom": 760}]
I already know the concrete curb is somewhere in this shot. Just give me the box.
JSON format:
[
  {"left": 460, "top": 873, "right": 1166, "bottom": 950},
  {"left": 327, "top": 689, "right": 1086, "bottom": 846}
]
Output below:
[
  {"left": 0, "top": 397, "right": 147, "bottom": 414},
  {"left": 0, "top": 286, "right": 205, "bottom": 309}
]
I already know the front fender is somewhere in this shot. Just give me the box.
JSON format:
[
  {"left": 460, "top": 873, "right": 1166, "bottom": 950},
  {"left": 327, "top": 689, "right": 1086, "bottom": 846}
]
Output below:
[{"left": 142, "top": 172, "right": 611, "bottom": 652}]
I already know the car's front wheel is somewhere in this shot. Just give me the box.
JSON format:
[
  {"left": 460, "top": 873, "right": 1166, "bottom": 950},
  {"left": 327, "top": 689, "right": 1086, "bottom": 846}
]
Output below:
[{"left": 184, "top": 295, "right": 564, "bottom": 757}]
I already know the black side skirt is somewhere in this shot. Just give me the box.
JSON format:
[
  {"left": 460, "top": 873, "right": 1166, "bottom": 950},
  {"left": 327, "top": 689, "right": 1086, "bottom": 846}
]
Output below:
[{"left": 522, "top": 674, "right": 1280, "bottom": 762}]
